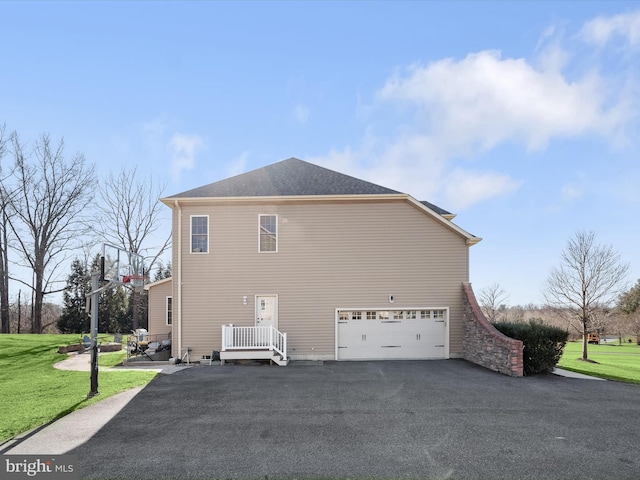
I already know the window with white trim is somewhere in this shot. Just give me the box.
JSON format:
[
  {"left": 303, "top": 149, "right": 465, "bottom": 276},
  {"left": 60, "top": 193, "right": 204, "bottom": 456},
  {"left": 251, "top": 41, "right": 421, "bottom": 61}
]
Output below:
[
  {"left": 166, "top": 297, "right": 173, "bottom": 326},
  {"left": 259, "top": 214, "right": 277, "bottom": 252},
  {"left": 191, "top": 216, "right": 208, "bottom": 253}
]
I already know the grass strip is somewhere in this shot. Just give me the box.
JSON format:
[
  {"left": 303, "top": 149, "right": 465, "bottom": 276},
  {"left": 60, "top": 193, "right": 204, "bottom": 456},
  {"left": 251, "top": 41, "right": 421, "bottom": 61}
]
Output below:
[
  {"left": 558, "top": 341, "right": 640, "bottom": 384},
  {"left": 0, "top": 334, "right": 156, "bottom": 443}
]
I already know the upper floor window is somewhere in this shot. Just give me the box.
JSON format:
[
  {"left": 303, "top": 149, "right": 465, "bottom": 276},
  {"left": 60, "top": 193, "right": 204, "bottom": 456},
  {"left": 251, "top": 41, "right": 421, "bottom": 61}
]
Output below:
[
  {"left": 191, "top": 215, "right": 208, "bottom": 253},
  {"left": 259, "top": 214, "right": 277, "bottom": 253},
  {"left": 166, "top": 297, "right": 173, "bottom": 326}
]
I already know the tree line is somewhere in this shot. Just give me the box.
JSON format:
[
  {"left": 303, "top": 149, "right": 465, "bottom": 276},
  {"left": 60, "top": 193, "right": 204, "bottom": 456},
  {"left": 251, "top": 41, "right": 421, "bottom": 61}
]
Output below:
[
  {"left": 0, "top": 125, "right": 170, "bottom": 334},
  {"left": 479, "top": 230, "right": 636, "bottom": 362},
  {"left": 57, "top": 257, "right": 171, "bottom": 334}
]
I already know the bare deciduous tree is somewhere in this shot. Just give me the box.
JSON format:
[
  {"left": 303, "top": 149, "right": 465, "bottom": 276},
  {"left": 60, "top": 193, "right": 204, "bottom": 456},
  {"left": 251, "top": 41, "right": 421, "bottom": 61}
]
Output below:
[
  {"left": 90, "top": 167, "right": 170, "bottom": 330},
  {"left": 479, "top": 283, "right": 509, "bottom": 323},
  {"left": 626, "top": 311, "right": 640, "bottom": 344},
  {"left": 544, "top": 230, "right": 629, "bottom": 361},
  {"left": 0, "top": 125, "right": 11, "bottom": 333},
  {"left": 4, "top": 133, "right": 95, "bottom": 333}
]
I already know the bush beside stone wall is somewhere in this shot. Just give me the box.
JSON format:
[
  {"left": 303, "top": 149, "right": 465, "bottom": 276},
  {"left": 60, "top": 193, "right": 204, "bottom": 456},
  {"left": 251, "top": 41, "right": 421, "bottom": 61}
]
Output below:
[
  {"left": 493, "top": 321, "right": 568, "bottom": 375},
  {"left": 462, "top": 283, "right": 523, "bottom": 377}
]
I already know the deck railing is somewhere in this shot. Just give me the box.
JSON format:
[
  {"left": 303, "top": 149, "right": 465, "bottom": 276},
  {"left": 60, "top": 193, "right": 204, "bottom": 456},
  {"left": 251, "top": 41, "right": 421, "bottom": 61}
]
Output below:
[{"left": 221, "top": 324, "right": 287, "bottom": 360}]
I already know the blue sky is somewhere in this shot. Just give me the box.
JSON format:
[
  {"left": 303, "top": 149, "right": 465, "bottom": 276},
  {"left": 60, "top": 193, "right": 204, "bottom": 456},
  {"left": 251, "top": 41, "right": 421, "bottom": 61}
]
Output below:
[{"left": 1, "top": 1, "right": 639, "bottom": 306}]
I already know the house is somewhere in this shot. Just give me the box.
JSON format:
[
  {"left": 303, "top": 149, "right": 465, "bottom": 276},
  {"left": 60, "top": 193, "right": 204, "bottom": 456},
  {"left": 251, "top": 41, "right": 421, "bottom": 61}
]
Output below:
[
  {"left": 147, "top": 157, "right": 485, "bottom": 365},
  {"left": 146, "top": 277, "right": 172, "bottom": 339}
]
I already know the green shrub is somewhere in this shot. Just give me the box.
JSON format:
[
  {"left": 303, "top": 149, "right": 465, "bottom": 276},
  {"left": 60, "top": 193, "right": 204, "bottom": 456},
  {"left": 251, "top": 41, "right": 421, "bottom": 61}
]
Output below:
[{"left": 494, "top": 319, "right": 569, "bottom": 375}]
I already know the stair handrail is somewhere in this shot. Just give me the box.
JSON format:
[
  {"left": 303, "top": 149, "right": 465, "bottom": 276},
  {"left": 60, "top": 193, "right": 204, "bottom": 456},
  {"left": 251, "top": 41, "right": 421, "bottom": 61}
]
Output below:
[{"left": 270, "top": 325, "right": 287, "bottom": 360}]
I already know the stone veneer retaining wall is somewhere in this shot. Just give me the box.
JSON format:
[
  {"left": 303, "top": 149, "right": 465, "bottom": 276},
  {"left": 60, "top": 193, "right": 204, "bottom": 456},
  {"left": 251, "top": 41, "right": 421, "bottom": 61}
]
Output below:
[{"left": 462, "top": 282, "right": 523, "bottom": 377}]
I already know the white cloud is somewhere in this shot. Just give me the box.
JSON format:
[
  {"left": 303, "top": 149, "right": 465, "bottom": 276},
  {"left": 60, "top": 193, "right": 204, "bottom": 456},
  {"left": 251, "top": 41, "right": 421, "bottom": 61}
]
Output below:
[
  {"left": 442, "top": 169, "right": 522, "bottom": 211},
  {"left": 292, "top": 103, "right": 310, "bottom": 125},
  {"left": 313, "top": 12, "right": 639, "bottom": 212},
  {"left": 142, "top": 117, "right": 169, "bottom": 141},
  {"left": 561, "top": 183, "right": 583, "bottom": 202},
  {"left": 310, "top": 133, "right": 521, "bottom": 209},
  {"left": 581, "top": 10, "right": 640, "bottom": 47},
  {"left": 534, "top": 26, "right": 570, "bottom": 74},
  {"left": 555, "top": 172, "right": 587, "bottom": 209},
  {"left": 313, "top": 133, "right": 444, "bottom": 195},
  {"left": 546, "top": 178, "right": 586, "bottom": 213},
  {"left": 227, "top": 151, "right": 250, "bottom": 177},
  {"left": 169, "top": 133, "right": 204, "bottom": 180},
  {"left": 377, "top": 50, "right": 629, "bottom": 152}
]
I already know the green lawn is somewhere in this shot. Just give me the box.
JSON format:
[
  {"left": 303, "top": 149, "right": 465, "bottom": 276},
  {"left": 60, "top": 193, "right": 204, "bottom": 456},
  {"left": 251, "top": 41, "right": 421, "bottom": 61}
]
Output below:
[
  {"left": 558, "top": 341, "right": 640, "bottom": 384},
  {"left": 0, "top": 334, "right": 157, "bottom": 443}
]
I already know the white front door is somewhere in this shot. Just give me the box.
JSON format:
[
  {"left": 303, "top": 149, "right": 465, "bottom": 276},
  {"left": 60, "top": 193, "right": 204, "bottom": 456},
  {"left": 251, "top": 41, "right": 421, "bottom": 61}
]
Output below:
[{"left": 256, "top": 295, "right": 278, "bottom": 329}]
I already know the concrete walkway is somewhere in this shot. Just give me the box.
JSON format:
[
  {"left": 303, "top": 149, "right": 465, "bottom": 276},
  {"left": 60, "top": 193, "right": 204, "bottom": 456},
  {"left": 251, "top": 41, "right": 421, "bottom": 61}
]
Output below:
[
  {"left": 53, "top": 350, "right": 191, "bottom": 373},
  {"left": 2, "top": 386, "right": 146, "bottom": 454},
  {"left": 1, "top": 352, "right": 191, "bottom": 455},
  {"left": 552, "top": 367, "right": 606, "bottom": 380}
]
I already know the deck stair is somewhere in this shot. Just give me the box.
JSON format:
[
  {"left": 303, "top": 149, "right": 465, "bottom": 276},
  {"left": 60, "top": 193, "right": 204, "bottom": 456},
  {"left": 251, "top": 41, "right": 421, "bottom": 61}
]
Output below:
[{"left": 220, "top": 324, "right": 288, "bottom": 366}]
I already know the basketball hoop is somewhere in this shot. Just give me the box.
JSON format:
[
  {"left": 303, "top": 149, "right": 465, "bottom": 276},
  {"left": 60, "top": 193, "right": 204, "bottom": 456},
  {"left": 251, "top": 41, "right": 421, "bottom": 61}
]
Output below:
[
  {"left": 89, "top": 243, "right": 146, "bottom": 398},
  {"left": 123, "top": 274, "right": 146, "bottom": 291},
  {"left": 101, "top": 244, "right": 145, "bottom": 287}
]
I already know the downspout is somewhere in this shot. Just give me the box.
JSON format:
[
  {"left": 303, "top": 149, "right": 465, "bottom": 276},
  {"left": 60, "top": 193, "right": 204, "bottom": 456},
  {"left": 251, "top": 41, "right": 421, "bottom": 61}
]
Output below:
[{"left": 174, "top": 200, "right": 183, "bottom": 360}]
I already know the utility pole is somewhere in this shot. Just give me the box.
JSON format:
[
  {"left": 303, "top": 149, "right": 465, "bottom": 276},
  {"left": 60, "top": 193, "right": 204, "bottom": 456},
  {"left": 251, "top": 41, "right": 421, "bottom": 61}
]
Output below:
[{"left": 87, "top": 272, "right": 100, "bottom": 398}]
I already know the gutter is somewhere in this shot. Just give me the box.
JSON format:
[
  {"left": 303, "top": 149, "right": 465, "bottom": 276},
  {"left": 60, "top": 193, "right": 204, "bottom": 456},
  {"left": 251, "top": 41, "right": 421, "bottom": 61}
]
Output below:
[{"left": 174, "top": 199, "right": 183, "bottom": 360}]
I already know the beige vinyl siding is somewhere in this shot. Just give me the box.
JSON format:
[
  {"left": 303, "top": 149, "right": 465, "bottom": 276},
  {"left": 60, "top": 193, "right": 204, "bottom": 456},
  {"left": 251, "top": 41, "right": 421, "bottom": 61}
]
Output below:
[
  {"left": 171, "top": 198, "right": 469, "bottom": 360},
  {"left": 147, "top": 279, "right": 173, "bottom": 338}
]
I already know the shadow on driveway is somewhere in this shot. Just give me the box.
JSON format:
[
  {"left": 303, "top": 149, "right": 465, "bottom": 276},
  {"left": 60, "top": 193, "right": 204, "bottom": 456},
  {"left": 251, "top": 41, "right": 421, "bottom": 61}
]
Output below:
[{"left": 71, "top": 360, "right": 639, "bottom": 479}]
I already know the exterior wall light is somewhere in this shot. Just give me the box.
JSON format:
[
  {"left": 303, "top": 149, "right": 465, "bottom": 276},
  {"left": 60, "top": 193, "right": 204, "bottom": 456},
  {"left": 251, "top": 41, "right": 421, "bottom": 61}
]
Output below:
[{"left": 242, "top": 296, "right": 248, "bottom": 305}]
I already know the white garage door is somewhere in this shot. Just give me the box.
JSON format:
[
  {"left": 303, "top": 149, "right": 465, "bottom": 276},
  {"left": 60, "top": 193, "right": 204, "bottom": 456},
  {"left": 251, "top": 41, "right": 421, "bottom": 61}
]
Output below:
[{"left": 336, "top": 309, "right": 448, "bottom": 360}]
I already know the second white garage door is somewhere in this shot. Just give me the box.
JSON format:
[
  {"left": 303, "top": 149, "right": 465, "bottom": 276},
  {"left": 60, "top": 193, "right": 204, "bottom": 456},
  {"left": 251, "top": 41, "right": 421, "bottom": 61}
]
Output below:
[{"left": 336, "top": 308, "right": 449, "bottom": 360}]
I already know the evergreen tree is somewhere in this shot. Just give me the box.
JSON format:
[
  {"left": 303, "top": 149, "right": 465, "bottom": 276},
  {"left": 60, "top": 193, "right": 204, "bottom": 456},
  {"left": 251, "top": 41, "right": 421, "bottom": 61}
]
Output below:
[
  {"left": 99, "top": 284, "right": 128, "bottom": 333},
  {"left": 617, "top": 279, "right": 640, "bottom": 315},
  {"left": 57, "top": 258, "right": 91, "bottom": 333},
  {"left": 86, "top": 254, "right": 129, "bottom": 333},
  {"left": 153, "top": 261, "right": 172, "bottom": 282}
]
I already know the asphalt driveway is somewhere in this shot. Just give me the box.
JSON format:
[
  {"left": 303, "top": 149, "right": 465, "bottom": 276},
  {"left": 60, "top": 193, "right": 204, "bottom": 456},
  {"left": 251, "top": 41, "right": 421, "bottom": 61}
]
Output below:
[{"left": 70, "top": 360, "right": 639, "bottom": 479}]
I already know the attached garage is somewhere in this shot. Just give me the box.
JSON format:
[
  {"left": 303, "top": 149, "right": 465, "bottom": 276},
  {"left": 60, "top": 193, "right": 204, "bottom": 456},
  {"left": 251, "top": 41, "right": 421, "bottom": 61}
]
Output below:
[{"left": 336, "top": 308, "right": 449, "bottom": 360}]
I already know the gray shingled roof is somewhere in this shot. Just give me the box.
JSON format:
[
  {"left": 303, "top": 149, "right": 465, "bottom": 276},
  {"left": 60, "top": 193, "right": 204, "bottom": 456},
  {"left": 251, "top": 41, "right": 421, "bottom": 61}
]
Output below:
[
  {"left": 168, "top": 157, "right": 400, "bottom": 198},
  {"left": 419, "top": 200, "right": 452, "bottom": 216},
  {"left": 167, "top": 157, "right": 451, "bottom": 216}
]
